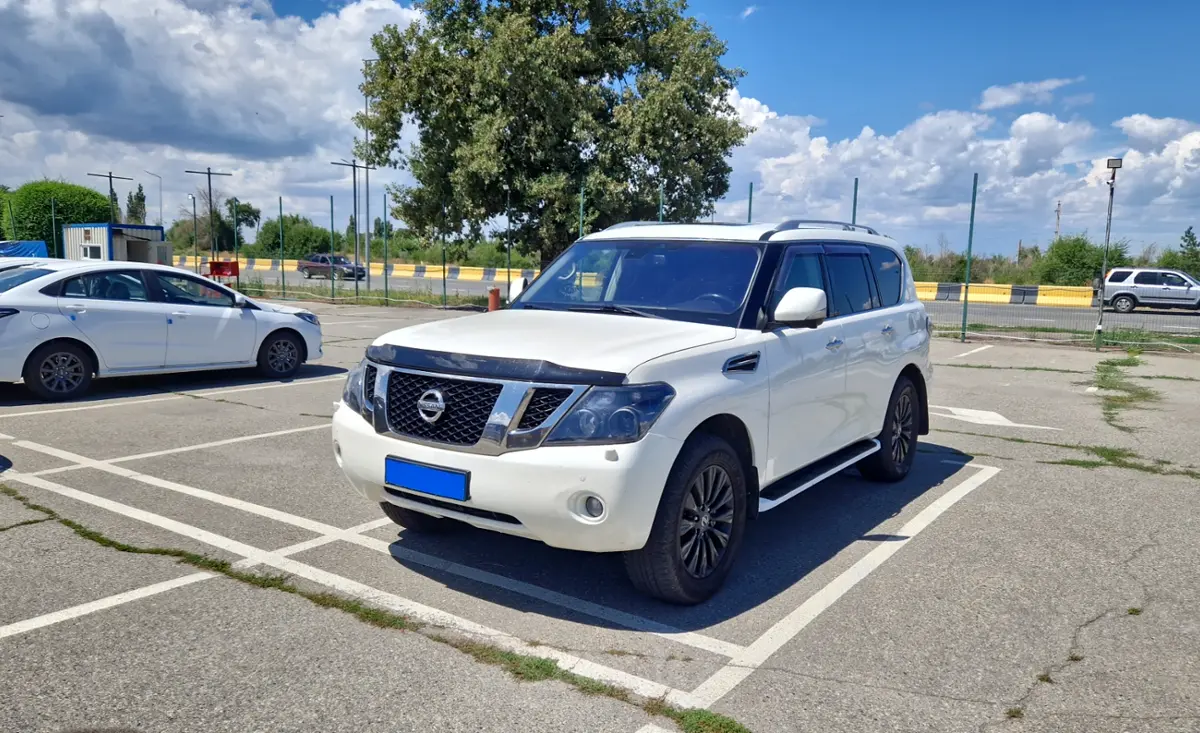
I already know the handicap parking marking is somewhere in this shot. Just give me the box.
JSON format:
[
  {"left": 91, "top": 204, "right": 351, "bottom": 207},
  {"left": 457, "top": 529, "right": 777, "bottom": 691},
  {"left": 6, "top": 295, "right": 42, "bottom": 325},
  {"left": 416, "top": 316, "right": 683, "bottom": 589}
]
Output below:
[
  {"left": 10, "top": 436, "right": 743, "bottom": 659},
  {"left": 683, "top": 462, "right": 1001, "bottom": 710},
  {"left": 929, "top": 405, "right": 1060, "bottom": 431},
  {"left": 5, "top": 469, "right": 698, "bottom": 708}
]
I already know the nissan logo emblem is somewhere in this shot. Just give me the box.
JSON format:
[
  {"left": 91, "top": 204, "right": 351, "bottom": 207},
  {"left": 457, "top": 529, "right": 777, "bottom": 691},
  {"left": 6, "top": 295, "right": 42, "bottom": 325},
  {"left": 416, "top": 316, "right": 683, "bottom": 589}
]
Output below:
[{"left": 417, "top": 389, "right": 446, "bottom": 424}]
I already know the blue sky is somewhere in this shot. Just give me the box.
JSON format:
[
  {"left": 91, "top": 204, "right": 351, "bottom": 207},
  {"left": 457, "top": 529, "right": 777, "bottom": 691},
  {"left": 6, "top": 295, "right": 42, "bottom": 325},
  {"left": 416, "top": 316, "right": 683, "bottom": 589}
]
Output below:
[{"left": 3, "top": 0, "right": 1198, "bottom": 256}]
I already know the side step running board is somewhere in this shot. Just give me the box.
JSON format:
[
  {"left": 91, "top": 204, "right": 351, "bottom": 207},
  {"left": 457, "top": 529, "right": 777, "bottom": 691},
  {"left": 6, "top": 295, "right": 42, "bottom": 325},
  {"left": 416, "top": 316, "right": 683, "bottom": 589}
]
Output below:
[{"left": 757, "top": 439, "right": 880, "bottom": 513}]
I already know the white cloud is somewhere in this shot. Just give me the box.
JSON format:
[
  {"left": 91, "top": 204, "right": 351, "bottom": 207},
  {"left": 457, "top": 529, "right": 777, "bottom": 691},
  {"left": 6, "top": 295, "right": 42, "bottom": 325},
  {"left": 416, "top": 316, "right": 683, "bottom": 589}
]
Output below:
[
  {"left": 0, "top": 0, "right": 419, "bottom": 238},
  {"left": 740, "top": 6, "right": 757, "bottom": 20},
  {"left": 1114, "top": 114, "right": 1200, "bottom": 152},
  {"left": 977, "top": 77, "right": 1084, "bottom": 111}
]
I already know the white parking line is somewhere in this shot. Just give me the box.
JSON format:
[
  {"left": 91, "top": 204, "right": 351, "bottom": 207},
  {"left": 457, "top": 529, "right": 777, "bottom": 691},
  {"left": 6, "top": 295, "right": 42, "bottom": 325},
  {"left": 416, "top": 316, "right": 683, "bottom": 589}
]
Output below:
[
  {"left": 106, "top": 424, "right": 331, "bottom": 465},
  {"left": 0, "top": 376, "right": 345, "bottom": 421},
  {"left": 687, "top": 463, "right": 1001, "bottom": 708},
  {"left": 13, "top": 438, "right": 742, "bottom": 658},
  {"left": 4, "top": 471, "right": 694, "bottom": 707},
  {"left": 0, "top": 518, "right": 407, "bottom": 642},
  {"left": 949, "top": 344, "right": 993, "bottom": 359}
]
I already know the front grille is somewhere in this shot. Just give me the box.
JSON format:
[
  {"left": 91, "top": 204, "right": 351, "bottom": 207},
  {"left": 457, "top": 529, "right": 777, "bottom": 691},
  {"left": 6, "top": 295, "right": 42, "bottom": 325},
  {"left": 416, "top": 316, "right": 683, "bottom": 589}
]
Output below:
[
  {"left": 386, "top": 372, "right": 503, "bottom": 446},
  {"left": 517, "top": 388, "right": 573, "bottom": 430},
  {"left": 364, "top": 364, "right": 378, "bottom": 403},
  {"left": 385, "top": 487, "right": 521, "bottom": 525}
]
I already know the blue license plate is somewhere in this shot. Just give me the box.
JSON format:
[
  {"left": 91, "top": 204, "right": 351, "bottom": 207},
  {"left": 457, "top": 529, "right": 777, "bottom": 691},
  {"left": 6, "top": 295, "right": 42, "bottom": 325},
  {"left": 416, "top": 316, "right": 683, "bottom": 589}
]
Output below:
[{"left": 384, "top": 456, "right": 470, "bottom": 502}]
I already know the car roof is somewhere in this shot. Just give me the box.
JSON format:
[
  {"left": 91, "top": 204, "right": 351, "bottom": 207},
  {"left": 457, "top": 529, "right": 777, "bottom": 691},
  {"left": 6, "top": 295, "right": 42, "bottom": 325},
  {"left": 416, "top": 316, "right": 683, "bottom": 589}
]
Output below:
[
  {"left": 579, "top": 219, "right": 900, "bottom": 251},
  {"left": 7, "top": 259, "right": 191, "bottom": 274}
]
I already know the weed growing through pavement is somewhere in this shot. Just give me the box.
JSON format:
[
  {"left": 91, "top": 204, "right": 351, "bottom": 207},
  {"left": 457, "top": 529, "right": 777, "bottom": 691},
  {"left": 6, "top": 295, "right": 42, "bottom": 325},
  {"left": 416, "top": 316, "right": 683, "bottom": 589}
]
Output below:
[
  {"left": 1089, "top": 353, "right": 1161, "bottom": 433},
  {"left": 1005, "top": 707, "right": 1024, "bottom": 719},
  {"left": 1068, "top": 653, "right": 1084, "bottom": 662},
  {"left": 1036, "top": 673, "right": 1053, "bottom": 683},
  {"left": 0, "top": 484, "right": 752, "bottom": 733},
  {"left": 934, "top": 429, "right": 1200, "bottom": 479},
  {"left": 1127, "top": 607, "right": 1143, "bottom": 616}
]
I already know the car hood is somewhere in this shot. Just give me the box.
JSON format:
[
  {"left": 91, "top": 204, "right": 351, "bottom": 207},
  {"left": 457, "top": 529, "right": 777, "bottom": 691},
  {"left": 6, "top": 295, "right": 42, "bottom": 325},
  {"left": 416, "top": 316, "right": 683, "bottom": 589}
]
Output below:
[
  {"left": 256, "top": 301, "right": 308, "bottom": 316},
  {"left": 370, "top": 308, "right": 737, "bottom": 375}
]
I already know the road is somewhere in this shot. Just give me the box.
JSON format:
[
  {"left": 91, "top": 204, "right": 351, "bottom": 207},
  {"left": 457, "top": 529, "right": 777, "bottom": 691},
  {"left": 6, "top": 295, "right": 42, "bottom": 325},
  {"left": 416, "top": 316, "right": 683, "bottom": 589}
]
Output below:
[{"left": 244, "top": 270, "right": 1200, "bottom": 334}]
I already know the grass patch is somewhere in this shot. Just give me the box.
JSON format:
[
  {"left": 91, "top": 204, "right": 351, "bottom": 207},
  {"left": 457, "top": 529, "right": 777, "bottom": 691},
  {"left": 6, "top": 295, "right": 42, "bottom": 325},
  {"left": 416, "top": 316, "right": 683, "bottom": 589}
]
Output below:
[
  {"left": 936, "top": 429, "right": 1200, "bottom": 479},
  {"left": 0, "top": 516, "right": 56, "bottom": 532},
  {"left": 1005, "top": 707, "right": 1024, "bottom": 719},
  {"left": 939, "top": 323, "right": 1200, "bottom": 350},
  {"left": 0, "top": 483, "right": 755, "bottom": 732},
  {"left": 1091, "top": 358, "right": 1161, "bottom": 433},
  {"left": 235, "top": 277, "right": 489, "bottom": 309},
  {"left": 1036, "top": 673, "right": 1053, "bottom": 683},
  {"left": 934, "top": 363, "right": 1087, "bottom": 374},
  {"left": 1127, "top": 607, "right": 1143, "bottom": 616},
  {"left": 604, "top": 649, "right": 646, "bottom": 658},
  {"left": 1068, "top": 653, "right": 1084, "bottom": 662}
]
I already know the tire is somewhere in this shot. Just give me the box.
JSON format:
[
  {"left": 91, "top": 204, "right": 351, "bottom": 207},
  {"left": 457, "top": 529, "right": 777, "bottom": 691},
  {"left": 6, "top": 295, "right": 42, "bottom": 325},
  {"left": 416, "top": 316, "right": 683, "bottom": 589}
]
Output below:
[
  {"left": 1112, "top": 295, "right": 1136, "bottom": 313},
  {"left": 623, "top": 434, "right": 748, "bottom": 605},
  {"left": 858, "top": 375, "right": 920, "bottom": 483},
  {"left": 23, "top": 341, "right": 94, "bottom": 402},
  {"left": 380, "top": 501, "right": 457, "bottom": 533},
  {"left": 256, "top": 331, "right": 304, "bottom": 379},
  {"left": 301, "top": 267, "right": 312, "bottom": 279}
]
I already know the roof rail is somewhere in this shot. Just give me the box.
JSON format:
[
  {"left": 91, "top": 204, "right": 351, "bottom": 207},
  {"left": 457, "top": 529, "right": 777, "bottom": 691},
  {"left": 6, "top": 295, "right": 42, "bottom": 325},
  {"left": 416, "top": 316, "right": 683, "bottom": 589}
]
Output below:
[
  {"left": 602, "top": 221, "right": 677, "bottom": 230},
  {"left": 774, "top": 219, "right": 881, "bottom": 236}
]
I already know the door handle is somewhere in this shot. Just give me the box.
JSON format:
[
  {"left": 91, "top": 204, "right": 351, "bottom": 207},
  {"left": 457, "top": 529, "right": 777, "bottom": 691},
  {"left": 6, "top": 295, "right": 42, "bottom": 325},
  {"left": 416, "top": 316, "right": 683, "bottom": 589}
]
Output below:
[
  {"left": 64, "top": 304, "right": 86, "bottom": 312},
  {"left": 826, "top": 338, "right": 843, "bottom": 351},
  {"left": 881, "top": 325, "right": 895, "bottom": 335},
  {"left": 171, "top": 311, "right": 188, "bottom": 319}
]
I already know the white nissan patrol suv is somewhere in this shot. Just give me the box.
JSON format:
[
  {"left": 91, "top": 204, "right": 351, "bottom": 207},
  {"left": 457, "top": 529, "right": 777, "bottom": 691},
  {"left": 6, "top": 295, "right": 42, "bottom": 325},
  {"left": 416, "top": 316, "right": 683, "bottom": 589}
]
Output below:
[{"left": 333, "top": 219, "right": 932, "bottom": 604}]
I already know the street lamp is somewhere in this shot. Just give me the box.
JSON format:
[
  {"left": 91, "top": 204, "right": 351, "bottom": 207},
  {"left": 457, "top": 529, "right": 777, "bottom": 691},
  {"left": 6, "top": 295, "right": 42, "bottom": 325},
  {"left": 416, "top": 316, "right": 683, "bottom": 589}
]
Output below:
[
  {"left": 144, "top": 170, "right": 162, "bottom": 226},
  {"left": 1095, "top": 157, "right": 1123, "bottom": 349}
]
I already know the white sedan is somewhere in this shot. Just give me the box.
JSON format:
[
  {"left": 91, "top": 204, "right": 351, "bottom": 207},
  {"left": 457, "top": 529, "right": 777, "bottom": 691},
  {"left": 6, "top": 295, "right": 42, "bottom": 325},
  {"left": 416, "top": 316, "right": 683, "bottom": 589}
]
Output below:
[{"left": 0, "top": 260, "right": 323, "bottom": 401}]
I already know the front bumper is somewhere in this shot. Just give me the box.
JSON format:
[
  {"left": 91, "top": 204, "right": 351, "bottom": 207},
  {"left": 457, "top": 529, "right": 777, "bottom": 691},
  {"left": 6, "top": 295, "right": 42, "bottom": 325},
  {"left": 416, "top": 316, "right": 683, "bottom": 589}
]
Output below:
[{"left": 331, "top": 403, "right": 683, "bottom": 552}]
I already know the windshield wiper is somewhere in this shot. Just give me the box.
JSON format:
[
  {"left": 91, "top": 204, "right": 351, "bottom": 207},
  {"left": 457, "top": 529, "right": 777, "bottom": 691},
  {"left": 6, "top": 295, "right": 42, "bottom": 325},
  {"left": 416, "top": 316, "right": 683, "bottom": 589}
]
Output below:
[{"left": 567, "top": 304, "right": 663, "bottom": 319}]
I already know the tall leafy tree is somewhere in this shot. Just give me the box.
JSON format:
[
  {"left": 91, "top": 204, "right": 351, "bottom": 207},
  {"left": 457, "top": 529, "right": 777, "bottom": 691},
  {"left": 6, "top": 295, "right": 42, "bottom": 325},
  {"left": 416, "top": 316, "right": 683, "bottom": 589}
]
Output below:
[
  {"left": 1177, "top": 226, "right": 1200, "bottom": 276},
  {"left": 125, "top": 184, "right": 148, "bottom": 224},
  {"left": 108, "top": 188, "right": 122, "bottom": 223},
  {"left": 1, "top": 180, "right": 110, "bottom": 248},
  {"left": 357, "top": 0, "right": 751, "bottom": 263}
]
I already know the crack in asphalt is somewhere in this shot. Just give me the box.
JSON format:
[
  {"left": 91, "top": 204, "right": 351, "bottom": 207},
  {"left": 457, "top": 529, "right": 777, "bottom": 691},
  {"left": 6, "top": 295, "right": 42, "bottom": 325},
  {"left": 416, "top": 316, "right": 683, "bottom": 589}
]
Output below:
[{"left": 976, "top": 534, "right": 1162, "bottom": 733}]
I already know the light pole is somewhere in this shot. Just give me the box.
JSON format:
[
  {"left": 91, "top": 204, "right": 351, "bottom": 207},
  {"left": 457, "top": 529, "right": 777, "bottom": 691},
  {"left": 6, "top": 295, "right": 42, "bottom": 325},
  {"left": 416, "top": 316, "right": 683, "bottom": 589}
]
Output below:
[
  {"left": 1095, "top": 157, "right": 1123, "bottom": 349},
  {"left": 188, "top": 194, "right": 198, "bottom": 271},
  {"left": 144, "top": 170, "right": 162, "bottom": 225}
]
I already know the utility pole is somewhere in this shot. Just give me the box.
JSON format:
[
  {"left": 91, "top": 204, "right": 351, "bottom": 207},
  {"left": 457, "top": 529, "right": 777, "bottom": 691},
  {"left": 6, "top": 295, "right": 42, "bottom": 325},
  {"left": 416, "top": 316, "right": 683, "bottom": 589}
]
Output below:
[
  {"left": 87, "top": 171, "right": 133, "bottom": 224},
  {"left": 851, "top": 177, "right": 859, "bottom": 225},
  {"left": 188, "top": 194, "right": 198, "bottom": 272},
  {"left": 1055, "top": 200, "right": 1061, "bottom": 240},
  {"left": 959, "top": 173, "right": 979, "bottom": 343},
  {"left": 184, "top": 167, "right": 232, "bottom": 260},
  {"left": 331, "top": 158, "right": 375, "bottom": 300},
  {"left": 1095, "top": 159, "right": 1123, "bottom": 349}
]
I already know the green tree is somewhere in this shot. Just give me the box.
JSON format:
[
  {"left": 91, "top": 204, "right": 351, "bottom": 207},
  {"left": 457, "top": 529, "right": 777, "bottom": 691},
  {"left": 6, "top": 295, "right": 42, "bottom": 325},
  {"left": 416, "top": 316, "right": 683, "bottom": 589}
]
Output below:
[
  {"left": 249, "top": 214, "right": 343, "bottom": 259},
  {"left": 358, "top": 0, "right": 751, "bottom": 264},
  {"left": 1036, "top": 234, "right": 1128, "bottom": 286},
  {"left": 225, "top": 199, "right": 261, "bottom": 231},
  {"left": 0, "top": 180, "right": 111, "bottom": 250},
  {"left": 125, "top": 184, "right": 148, "bottom": 224},
  {"left": 1176, "top": 226, "right": 1200, "bottom": 277}
]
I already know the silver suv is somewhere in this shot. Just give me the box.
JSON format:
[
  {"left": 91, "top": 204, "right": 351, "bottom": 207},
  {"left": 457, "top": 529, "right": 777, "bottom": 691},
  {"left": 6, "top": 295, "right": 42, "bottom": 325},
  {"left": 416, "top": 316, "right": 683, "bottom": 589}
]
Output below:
[{"left": 1103, "top": 267, "right": 1200, "bottom": 313}]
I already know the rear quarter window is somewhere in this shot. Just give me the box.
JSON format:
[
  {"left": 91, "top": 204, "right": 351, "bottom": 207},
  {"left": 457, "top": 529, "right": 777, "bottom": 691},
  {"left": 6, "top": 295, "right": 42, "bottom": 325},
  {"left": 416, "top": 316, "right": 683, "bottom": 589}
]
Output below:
[
  {"left": 1107, "top": 270, "right": 1132, "bottom": 283},
  {"left": 867, "top": 245, "right": 904, "bottom": 307}
]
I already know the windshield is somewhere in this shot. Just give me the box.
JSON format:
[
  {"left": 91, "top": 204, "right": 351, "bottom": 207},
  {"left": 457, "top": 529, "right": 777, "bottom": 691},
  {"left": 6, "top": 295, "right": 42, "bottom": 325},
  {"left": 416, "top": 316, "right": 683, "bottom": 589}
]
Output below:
[
  {"left": 0, "top": 267, "right": 54, "bottom": 294},
  {"left": 515, "top": 239, "right": 761, "bottom": 326}
]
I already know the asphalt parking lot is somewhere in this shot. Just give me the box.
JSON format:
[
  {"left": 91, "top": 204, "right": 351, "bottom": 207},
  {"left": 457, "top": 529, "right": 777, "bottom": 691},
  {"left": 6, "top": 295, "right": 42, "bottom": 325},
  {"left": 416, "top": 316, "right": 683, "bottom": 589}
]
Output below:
[{"left": 2, "top": 304, "right": 1198, "bottom": 733}]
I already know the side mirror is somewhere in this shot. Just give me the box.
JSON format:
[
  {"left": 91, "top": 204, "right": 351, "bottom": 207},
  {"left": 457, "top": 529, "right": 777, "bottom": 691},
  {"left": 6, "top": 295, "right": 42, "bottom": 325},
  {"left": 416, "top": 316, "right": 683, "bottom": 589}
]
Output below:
[
  {"left": 233, "top": 292, "right": 248, "bottom": 308},
  {"left": 507, "top": 276, "right": 529, "bottom": 303},
  {"left": 773, "top": 287, "right": 827, "bottom": 329}
]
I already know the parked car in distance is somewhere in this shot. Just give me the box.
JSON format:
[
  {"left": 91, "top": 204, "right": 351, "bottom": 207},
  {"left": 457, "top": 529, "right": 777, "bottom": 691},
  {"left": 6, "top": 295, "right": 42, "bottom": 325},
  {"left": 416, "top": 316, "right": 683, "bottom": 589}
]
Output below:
[
  {"left": 1103, "top": 267, "right": 1200, "bottom": 313},
  {"left": 298, "top": 253, "right": 366, "bottom": 281},
  {"left": 332, "top": 218, "right": 933, "bottom": 605},
  {"left": 0, "top": 261, "right": 323, "bottom": 401}
]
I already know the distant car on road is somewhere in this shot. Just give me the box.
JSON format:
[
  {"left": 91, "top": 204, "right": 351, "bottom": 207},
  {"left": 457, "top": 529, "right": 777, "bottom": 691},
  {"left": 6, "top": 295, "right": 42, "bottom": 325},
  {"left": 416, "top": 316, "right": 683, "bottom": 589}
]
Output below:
[
  {"left": 0, "top": 261, "right": 323, "bottom": 401},
  {"left": 1103, "top": 267, "right": 1200, "bottom": 313},
  {"left": 298, "top": 253, "right": 366, "bottom": 281}
]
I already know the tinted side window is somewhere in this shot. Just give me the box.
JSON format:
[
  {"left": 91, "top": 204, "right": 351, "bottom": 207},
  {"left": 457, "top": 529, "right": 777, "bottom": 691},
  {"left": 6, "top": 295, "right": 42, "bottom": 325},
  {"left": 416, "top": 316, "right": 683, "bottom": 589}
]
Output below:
[
  {"left": 155, "top": 273, "right": 235, "bottom": 307},
  {"left": 867, "top": 246, "right": 903, "bottom": 307},
  {"left": 62, "top": 271, "right": 149, "bottom": 302},
  {"left": 771, "top": 251, "right": 825, "bottom": 312},
  {"left": 1163, "top": 273, "right": 1187, "bottom": 286},
  {"left": 826, "top": 254, "right": 875, "bottom": 316},
  {"left": 1134, "top": 272, "right": 1160, "bottom": 285},
  {"left": 1107, "top": 270, "right": 1132, "bottom": 283}
]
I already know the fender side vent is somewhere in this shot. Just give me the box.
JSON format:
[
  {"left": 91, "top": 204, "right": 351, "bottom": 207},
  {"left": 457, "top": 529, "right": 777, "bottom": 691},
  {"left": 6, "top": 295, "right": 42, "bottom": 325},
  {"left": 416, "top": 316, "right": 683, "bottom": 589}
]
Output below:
[{"left": 723, "top": 352, "right": 760, "bottom": 373}]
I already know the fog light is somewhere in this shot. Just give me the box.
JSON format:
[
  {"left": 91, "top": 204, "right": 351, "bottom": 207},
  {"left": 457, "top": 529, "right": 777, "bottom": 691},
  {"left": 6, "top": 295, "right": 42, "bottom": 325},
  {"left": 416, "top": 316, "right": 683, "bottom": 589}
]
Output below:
[{"left": 584, "top": 496, "right": 604, "bottom": 518}]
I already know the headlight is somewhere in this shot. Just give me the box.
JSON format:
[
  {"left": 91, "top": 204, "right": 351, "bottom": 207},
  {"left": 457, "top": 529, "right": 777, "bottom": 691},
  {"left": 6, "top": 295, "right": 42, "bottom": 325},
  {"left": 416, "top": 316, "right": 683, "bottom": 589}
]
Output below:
[
  {"left": 545, "top": 383, "right": 674, "bottom": 445},
  {"left": 342, "top": 359, "right": 368, "bottom": 415},
  {"left": 295, "top": 311, "right": 320, "bottom": 326}
]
